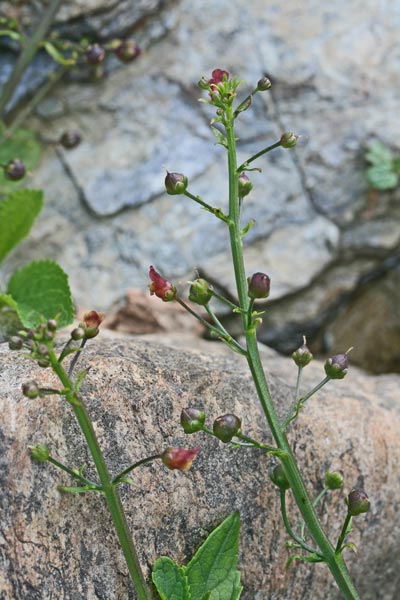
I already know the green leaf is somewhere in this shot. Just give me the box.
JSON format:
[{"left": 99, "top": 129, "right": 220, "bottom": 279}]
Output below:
[
  {"left": 0, "top": 189, "right": 44, "bottom": 264},
  {"left": 152, "top": 557, "right": 190, "bottom": 600},
  {"left": 184, "top": 512, "right": 241, "bottom": 600},
  {"left": 7, "top": 260, "right": 74, "bottom": 328},
  {"left": 367, "top": 165, "right": 398, "bottom": 190},
  {"left": 0, "top": 293, "right": 18, "bottom": 310},
  {"left": 365, "top": 140, "right": 393, "bottom": 166},
  {"left": 0, "top": 128, "right": 42, "bottom": 193},
  {"left": 211, "top": 126, "right": 228, "bottom": 148}
]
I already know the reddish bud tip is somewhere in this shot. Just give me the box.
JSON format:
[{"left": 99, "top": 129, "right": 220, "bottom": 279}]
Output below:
[
  {"left": 83, "top": 310, "right": 105, "bottom": 338},
  {"left": 161, "top": 447, "right": 200, "bottom": 471},
  {"left": 248, "top": 272, "right": 271, "bottom": 299},
  {"left": 213, "top": 414, "right": 241, "bottom": 443},
  {"left": 292, "top": 337, "right": 313, "bottom": 367},
  {"left": 148, "top": 266, "right": 176, "bottom": 302},
  {"left": 209, "top": 69, "right": 230, "bottom": 86},
  {"left": 324, "top": 351, "right": 351, "bottom": 380},
  {"left": 180, "top": 407, "right": 206, "bottom": 434},
  {"left": 114, "top": 40, "right": 141, "bottom": 62},
  {"left": 165, "top": 171, "right": 188, "bottom": 195},
  {"left": 346, "top": 489, "right": 370, "bottom": 516},
  {"left": 60, "top": 131, "right": 81, "bottom": 149},
  {"left": 4, "top": 159, "right": 25, "bottom": 181},
  {"left": 86, "top": 44, "right": 105, "bottom": 65},
  {"left": 238, "top": 173, "right": 253, "bottom": 198}
]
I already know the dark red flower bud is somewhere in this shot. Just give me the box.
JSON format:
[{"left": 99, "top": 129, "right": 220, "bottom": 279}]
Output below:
[
  {"left": 188, "top": 279, "right": 213, "bottom": 306},
  {"left": 325, "top": 471, "right": 344, "bottom": 490},
  {"left": 82, "top": 310, "right": 105, "bottom": 338},
  {"left": 213, "top": 414, "right": 241, "bottom": 443},
  {"left": 161, "top": 447, "right": 199, "bottom": 471},
  {"left": 280, "top": 132, "right": 298, "bottom": 148},
  {"left": 4, "top": 159, "right": 25, "bottom": 181},
  {"left": 47, "top": 319, "right": 58, "bottom": 331},
  {"left": 180, "top": 407, "right": 206, "bottom": 434},
  {"left": 22, "top": 381, "right": 40, "bottom": 399},
  {"left": 248, "top": 272, "right": 271, "bottom": 299},
  {"left": 209, "top": 68, "right": 229, "bottom": 87},
  {"left": 324, "top": 349, "right": 352, "bottom": 380},
  {"left": 257, "top": 77, "right": 272, "bottom": 91},
  {"left": 346, "top": 489, "right": 370, "bottom": 516},
  {"left": 86, "top": 44, "right": 105, "bottom": 65},
  {"left": 270, "top": 464, "right": 290, "bottom": 491},
  {"left": 238, "top": 173, "right": 253, "bottom": 198},
  {"left": 148, "top": 266, "right": 176, "bottom": 301},
  {"left": 59, "top": 131, "right": 81, "bottom": 149},
  {"left": 292, "top": 338, "right": 313, "bottom": 367},
  {"left": 8, "top": 336, "right": 23, "bottom": 350},
  {"left": 114, "top": 40, "right": 141, "bottom": 62},
  {"left": 165, "top": 171, "right": 188, "bottom": 195}
]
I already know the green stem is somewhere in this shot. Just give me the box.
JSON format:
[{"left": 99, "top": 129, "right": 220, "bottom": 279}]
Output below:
[
  {"left": 280, "top": 490, "right": 321, "bottom": 555},
  {"left": 210, "top": 290, "right": 240, "bottom": 312},
  {"left": 224, "top": 107, "right": 360, "bottom": 600},
  {"left": 295, "top": 365, "right": 303, "bottom": 401},
  {"left": 47, "top": 348, "right": 154, "bottom": 600},
  {"left": 236, "top": 140, "right": 282, "bottom": 173},
  {"left": 0, "top": 0, "right": 63, "bottom": 119},
  {"left": 183, "top": 190, "right": 228, "bottom": 222},
  {"left": 336, "top": 513, "right": 353, "bottom": 554},
  {"left": 113, "top": 455, "right": 161, "bottom": 484},
  {"left": 300, "top": 487, "right": 329, "bottom": 540},
  {"left": 48, "top": 456, "right": 100, "bottom": 488},
  {"left": 284, "top": 376, "right": 331, "bottom": 430}
]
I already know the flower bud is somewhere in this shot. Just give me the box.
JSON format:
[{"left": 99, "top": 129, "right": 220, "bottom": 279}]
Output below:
[
  {"left": 86, "top": 44, "right": 105, "bottom": 65},
  {"left": 37, "top": 344, "right": 49, "bottom": 357},
  {"left": 148, "top": 266, "right": 176, "bottom": 302},
  {"left": 346, "top": 489, "right": 370, "bottom": 516},
  {"left": 71, "top": 327, "right": 85, "bottom": 340},
  {"left": 47, "top": 319, "right": 58, "bottom": 331},
  {"left": 324, "top": 350, "right": 352, "bottom": 380},
  {"left": 270, "top": 464, "right": 290, "bottom": 491},
  {"left": 38, "top": 359, "right": 50, "bottom": 368},
  {"left": 4, "top": 159, "right": 25, "bottom": 181},
  {"left": 238, "top": 173, "right": 253, "bottom": 198},
  {"left": 248, "top": 272, "right": 271, "bottom": 299},
  {"left": 180, "top": 407, "right": 206, "bottom": 434},
  {"left": 8, "top": 336, "right": 23, "bottom": 350},
  {"left": 188, "top": 279, "right": 213, "bottom": 306},
  {"left": 257, "top": 76, "right": 272, "bottom": 91},
  {"left": 165, "top": 171, "right": 188, "bottom": 195},
  {"left": 31, "top": 444, "right": 50, "bottom": 462},
  {"left": 83, "top": 310, "right": 105, "bottom": 338},
  {"left": 22, "top": 381, "right": 40, "bottom": 399},
  {"left": 59, "top": 131, "right": 81, "bottom": 149},
  {"left": 198, "top": 76, "right": 210, "bottom": 90},
  {"left": 161, "top": 447, "right": 199, "bottom": 471},
  {"left": 213, "top": 414, "right": 241, "bottom": 443},
  {"left": 292, "top": 338, "right": 313, "bottom": 367},
  {"left": 280, "top": 132, "right": 298, "bottom": 148},
  {"left": 114, "top": 40, "right": 141, "bottom": 62},
  {"left": 325, "top": 470, "right": 344, "bottom": 490}
]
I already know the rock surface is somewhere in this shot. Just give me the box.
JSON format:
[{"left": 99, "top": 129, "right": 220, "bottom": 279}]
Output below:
[
  {"left": 1, "top": 0, "right": 400, "bottom": 371},
  {"left": 1, "top": 332, "right": 399, "bottom": 599}
]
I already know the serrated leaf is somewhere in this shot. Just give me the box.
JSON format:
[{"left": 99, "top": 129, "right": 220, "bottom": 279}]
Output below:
[
  {"left": 7, "top": 260, "right": 74, "bottom": 327},
  {"left": 184, "top": 512, "right": 241, "bottom": 600},
  {"left": 367, "top": 165, "right": 398, "bottom": 190},
  {"left": 365, "top": 140, "right": 393, "bottom": 166},
  {"left": 152, "top": 557, "right": 190, "bottom": 600},
  {"left": 0, "top": 293, "right": 18, "bottom": 309},
  {"left": 0, "top": 189, "right": 43, "bottom": 264},
  {"left": 0, "top": 128, "right": 42, "bottom": 193}
]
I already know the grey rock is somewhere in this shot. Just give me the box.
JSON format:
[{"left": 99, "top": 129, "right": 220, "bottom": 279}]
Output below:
[{"left": 1, "top": 333, "right": 399, "bottom": 599}]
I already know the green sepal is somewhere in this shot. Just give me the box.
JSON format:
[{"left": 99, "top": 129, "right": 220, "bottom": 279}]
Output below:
[
  {"left": 240, "top": 220, "right": 254, "bottom": 238},
  {"left": 42, "top": 41, "right": 77, "bottom": 66},
  {"left": 210, "top": 126, "right": 228, "bottom": 148},
  {"left": 73, "top": 367, "right": 90, "bottom": 392},
  {"left": 57, "top": 484, "right": 101, "bottom": 494},
  {"left": 152, "top": 557, "right": 190, "bottom": 600},
  {"left": 286, "top": 552, "right": 324, "bottom": 570}
]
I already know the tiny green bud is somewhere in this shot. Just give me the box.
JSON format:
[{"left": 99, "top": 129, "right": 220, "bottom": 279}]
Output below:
[
  {"left": 198, "top": 76, "right": 210, "bottom": 90},
  {"left": 213, "top": 414, "right": 241, "bottom": 443},
  {"left": 257, "top": 76, "right": 272, "bottom": 91},
  {"left": 292, "top": 337, "right": 313, "bottom": 367},
  {"left": 8, "top": 336, "right": 23, "bottom": 350},
  {"left": 165, "top": 171, "right": 188, "bottom": 195},
  {"left": 280, "top": 132, "right": 298, "bottom": 148},
  {"left": 346, "top": 489, "right": 370, "bottom": 516},
  {"left": 325, "top": 470, "right": 344, "bottom": 490},
  {"left": 31, "top": 444, "right": 50, "bottom": 462},
  {"left": 324, "top": 349, "right": 352, "bottom": 380},
  {"left": 270, "top": 464, "right": 290, "bottom": 491},
  {"left": 180, "top": 407, "right": 206, "bottom": 434},
  {"left": 238, "top": 173, "right": 253, "bottom": 198},
  {"left": 22, "top": 381, "right": 40, "bottom": 399},
  {"left": 71, "top": 327, "right": 85, "bottom": 340},
  {"left": 248, "top": 272, "right": 271, "bottom": 299},
  {"left": 188, "top": 279, "right": 213, "bottom": 306}
]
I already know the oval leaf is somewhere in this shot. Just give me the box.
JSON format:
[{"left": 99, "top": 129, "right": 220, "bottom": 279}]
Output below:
[
  {"left": 0, "top": 189, "right": 43, "bottom": 264},
  {"left": 152, "top": 557, "right": 190, "bottom": 600}
]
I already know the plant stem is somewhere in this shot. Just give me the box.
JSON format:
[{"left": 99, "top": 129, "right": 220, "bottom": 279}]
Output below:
[
  {"left": 0, "top": 0, "right": 63, "bottom": 119},
  {"left": 284, "top": 376, "right": 331, "bottom": 430},
  {"left": 224, "top": 106, "right": 360, "bottom": 600},
  {"left": 336, "top": 514, "right": 353, "bottom": 553},
  {"left": 280, "top": 490, "right": 321, "bottom": 555},
  {"left": 47, "top": 347, "right": 154, "bottom": 600},
  {"left": 236, "top": 140, "right": 282, "bottom": 173},
  {"left": 48, "top": 455, "right": 100, "bottom": 488},
  {"left": 113, "top": 455, "right": 161, "bottom": 484}
]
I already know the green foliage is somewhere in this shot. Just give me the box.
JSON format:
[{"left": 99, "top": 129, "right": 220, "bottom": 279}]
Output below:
[
  {"left": 7, "top": 260, "right": 74, "bottom": 327},
  {"left": 0, "top": 127, "right": 42, "bottom": 193},
  {"left": 365, "top": 140, "right": 400, "bottom": 190},
  {"left": 152, "top": 513, "right": 242, "bottom": 600},
  {"left": 0, "top": 189, "right": 43, "bottom": 264}
]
